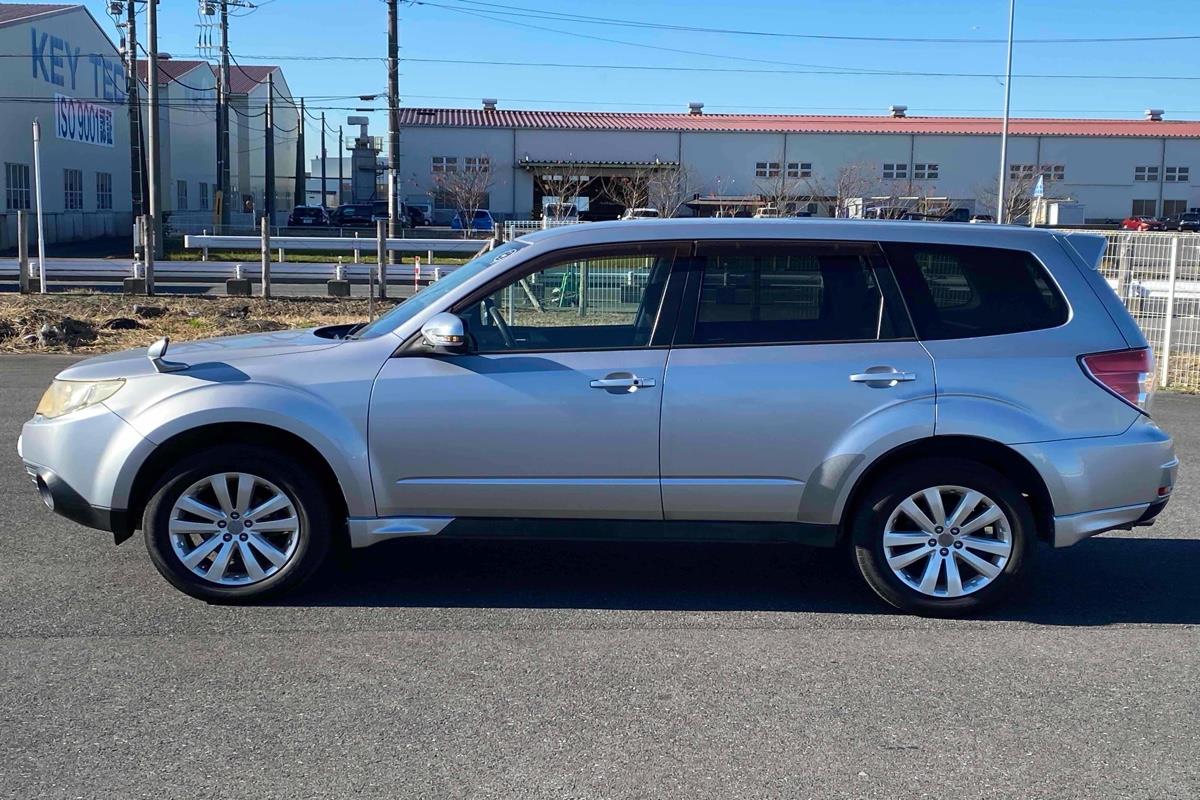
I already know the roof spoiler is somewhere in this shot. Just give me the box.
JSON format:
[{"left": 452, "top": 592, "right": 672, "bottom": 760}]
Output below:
[{"left": 1059, "top": 232, "right": 1106, "bottom": 269}]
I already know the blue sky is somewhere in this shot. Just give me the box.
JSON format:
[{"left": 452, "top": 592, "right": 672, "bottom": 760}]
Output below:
[{"left": 83, "top": 0, "right": 1199, "bottom": 141}]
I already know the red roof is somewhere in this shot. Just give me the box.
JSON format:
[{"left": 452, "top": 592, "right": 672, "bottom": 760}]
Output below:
[
  {"left": 224, "top": 65, "right": 280, "bottom": 94},
  {"left": 398, "top": 108, "right": 1200, "bottom": 138},
  {"left": 136, "top": 58, "right": 211, "bottom": 87},
  {"left": 0, "top": 3, "right": 73, "bottom": 26}
]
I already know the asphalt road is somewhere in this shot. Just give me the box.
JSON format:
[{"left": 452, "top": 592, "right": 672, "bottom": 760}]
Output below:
[{"left": 1, "top": 355, "right": 1197, "bottom": 800}]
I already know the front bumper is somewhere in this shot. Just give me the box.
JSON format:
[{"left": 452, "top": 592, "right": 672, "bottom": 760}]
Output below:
[{"left": 23, "top": 462, "right": 132, "bottom": 540}]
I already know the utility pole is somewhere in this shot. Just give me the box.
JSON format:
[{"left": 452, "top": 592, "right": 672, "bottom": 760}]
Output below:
[
  {"left": 386, "top": 0, "right": 400, "bottom": 262},
  {"left": 995, "top": 0, "right": 1016, "bottom": 224},
  {"left": 146, "top": 0, "right": 161, "bottom": 285},
  {"left": 295, "top": 98, "right": 306, "bottom": 208},
  {"left": 124, "top": 0, "right": 143, "bottom": 220},
  {"left": 219, "top": 0, "right": 232, "bottom": 231},
  {"left": 264, "top": 72, "right": 275, "bottom": 226},
  {"left": 338, "top": 124, "right": 344, "bottom": 206},
  {"left": 320, "top": 112, "right": 327, "bottom": 209}
]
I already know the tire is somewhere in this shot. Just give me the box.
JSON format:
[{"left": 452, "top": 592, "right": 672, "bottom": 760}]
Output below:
[
  {"left": 850, "top": 458, "right": 1034, "bottom": 616},
  {"left": 143, "top": 445, "right": 333, "bottom": 603}
]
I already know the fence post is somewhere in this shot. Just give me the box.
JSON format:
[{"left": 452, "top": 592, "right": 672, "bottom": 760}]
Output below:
[
  {"left": 1116, "top": 235, "right": 1132, "bottom": 304},
  {"left": 376, "top": 218, "right": 388, "bottom": 299},
  {"left": 16, "top": 210, "right": 30, "bottom": 293},
  {"left": 1160, "top": 235, "right": 1180, "bottom": 388},
  {"left": 578, "top": 257, "right": 589, "bottom": 317},
  {"left": 260, "top": 215, "right": 271, "bottom": 298},
  {"left": 201, "top": 228, "right": 209, "bottom": 261},
  {"left": 354, "top": 231, "right": 360, "bottom": 264}
]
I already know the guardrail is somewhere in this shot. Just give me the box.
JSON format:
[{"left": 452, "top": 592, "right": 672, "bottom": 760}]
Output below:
[
  {"left": 0, "top": 259, "right": 461, "bottom": 284},
  {"left": 182, "top": 234, "right": 487, "bottom": 256}
]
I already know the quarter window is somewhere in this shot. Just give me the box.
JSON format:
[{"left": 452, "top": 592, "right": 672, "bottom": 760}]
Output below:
[
  {"left": 689, "top": 247, "right": 902, "bottom": 345},
  {"left": 459, "top": 250, "right": 674, "bottom": 353},
  {"left": 883, "top": 163, "right": 908, "bottom": 180},
  {"left": 63, "top": 168, "right": 83, "bottom": 210},
  {"left": 6, "top": 162, "right": 31, "bottom": 210},
  {"left": 886, "top": 243, "right": 1068, "bottom": 340}
]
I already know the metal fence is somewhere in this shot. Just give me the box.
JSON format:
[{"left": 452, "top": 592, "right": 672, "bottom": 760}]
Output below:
[{"left": 1061, "top": 230, "right": 1200, "bottom": 391}]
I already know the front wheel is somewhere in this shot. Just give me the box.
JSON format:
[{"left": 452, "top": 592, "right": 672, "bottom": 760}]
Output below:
[
  {"left": 143, "top": 446, "right": 333, "bottom": 602},
  {"left": 850, "top": 458, "right": 1034, "bottom": 616}
]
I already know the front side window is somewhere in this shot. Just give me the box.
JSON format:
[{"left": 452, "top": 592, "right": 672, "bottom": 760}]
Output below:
[
  {"left": 6, "top": 162, "right": 31, "bottom": 210},
  {"left": 886, "top": 243, "right": 1068, "bottom": 340},
  {"left": 63, "top": 169, "right": 83, "bottom": 210},
  {"left": 459, "top": 250, "right": 674, "bottom": 353},
  {"left": 96, "top": 172, "right": 112, "bottom": 210},
  {"left": 687, "top": 246, "right": 903, "bottom": 346},
  {"left": 883, "top": 163, "right": 908, "bottom": 180}
]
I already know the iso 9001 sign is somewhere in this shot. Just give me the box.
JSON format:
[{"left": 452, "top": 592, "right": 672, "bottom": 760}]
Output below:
[{"left": 54, "top": 93, "right": 115, "bottom": 148}]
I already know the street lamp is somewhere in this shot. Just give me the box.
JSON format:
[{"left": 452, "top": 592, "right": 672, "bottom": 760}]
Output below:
[{"left": 995, "top": 0, "right": 1016, "bottom": 223}]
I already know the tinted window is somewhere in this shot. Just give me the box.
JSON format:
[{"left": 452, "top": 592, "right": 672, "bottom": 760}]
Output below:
[
  {"left": 886, "top": 243, "right": 1068, "bottom": 340},
  {"left": 461, "top": 251, "right": 673, "bottom": 352},
  {"left": 690, "top": 247, "right": 902, "bottom": 345}
]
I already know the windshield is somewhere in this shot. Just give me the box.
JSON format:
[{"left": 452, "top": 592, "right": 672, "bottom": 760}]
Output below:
[{"left": 352, "top": 239, "right": 529, "bottom": 339}]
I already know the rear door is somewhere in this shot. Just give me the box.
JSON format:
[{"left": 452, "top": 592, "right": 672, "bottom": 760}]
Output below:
[{"left": 659, "top": 240, "right": 935, "bottom": 522}]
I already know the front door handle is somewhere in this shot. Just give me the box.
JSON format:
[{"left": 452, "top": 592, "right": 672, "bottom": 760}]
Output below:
[
  {"left": 849, "top": 367, "right": 916, "bottom": 387},
  {"left": 590, "top": 372, "right": 656, "bottom": 393}
]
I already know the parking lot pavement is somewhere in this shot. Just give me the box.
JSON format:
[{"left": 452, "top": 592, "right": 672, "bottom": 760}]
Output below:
[{"left": 1, "top": 354, "right": 1197, "bottom": 799}]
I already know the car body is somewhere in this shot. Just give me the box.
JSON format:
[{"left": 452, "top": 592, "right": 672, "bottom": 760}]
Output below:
[
  {"left": 752, "top": 206, "right": 783, "bottom": 219},
  {"left": 968, "top": 215, "right": 994, "bottom": 224},
  {"left": 1120, "top": 216, "right": 1166, "bottom": 232},
  {"left": 450, "top": 209, "right": 496, "bottom": 231},
  {"left": 1168, "top": 212, "right": 1200, "bottom": 232},
  {"left": 329, "top": 203, "right": 375, "bottom": 227},
  {"left": 287, "top": 205, "right": 329, "bottom": 227},
  {"left": 621, "top": 208, "right": 661, "bottom": 220},
  {"left": 19, "top": 219, "right": 1177, "bottom": 614}
]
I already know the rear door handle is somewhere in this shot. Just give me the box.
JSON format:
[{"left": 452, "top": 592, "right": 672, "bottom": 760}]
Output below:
[
  {"left": 590, "top": 373, "right": 656, "bottom": 392},
  {"left": 849, "top": 368, "right": 916, "bottom": 386}
]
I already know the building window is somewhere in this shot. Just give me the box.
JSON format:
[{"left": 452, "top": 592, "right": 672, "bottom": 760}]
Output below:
[
  {"left": 1163, "top": 199, "right": 1188, "bottom": 217},
  {"left": 464, "top": 156, "right": 490, "bottom": 173},
  {"left": 1134, "top": 166, "right": 1160, "bottom": 182},
  {"left": 755, "top": 161, "right": 781, "bottom": 179},
  {"left": 883, "top": 163, "right": 908, "bottom": 180},
  {"left": 199, "top": 182, "right": 210, "bottom": 210},
  {"left": 1009, "top": 164, "right": 1036, "bottom": 180},
  {"left": 432, "top": 156, "right": 457, "bottom": 174},
  {"left": 5, "top": 163, "right": 30, "bottom": 210},
  {"left": 913, "top": 163, "right": 939, "bottom": 180},
  {"left": 96, "top": 172, "right": 112, "bottom": 210},
  {"left": 176, "top": 180, "right": 188, "bottom": 211},
  {"left": 1042, "top": 164, "right": 1065, "bottom": 181},
  {"left": 785, "top": 162, "right": 812, "bottom": 179},
  {"left": 63, "top": 168, "right": 83, "bottom": 210},
  {"left": 1131, "top": 199, "right": 1157, "bottom": 217},
  {"left": 1165, "top": 166, "right": 1190, "bottom": 183}
]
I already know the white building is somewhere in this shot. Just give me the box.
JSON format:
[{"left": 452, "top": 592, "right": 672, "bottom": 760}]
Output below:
[
  {"left": 0, "top": 3, "right": 131, "bottom": 248},
  {"left": 226, "top": 64, "right": 300, "bottom": 228},
  {"left": 397, "top": 103, "right": 1200, "bottom": 223}
]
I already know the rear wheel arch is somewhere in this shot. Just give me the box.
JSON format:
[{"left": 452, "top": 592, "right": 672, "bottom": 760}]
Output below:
[
  {"left": 125, "top": 423, "right": 350, "bottom": 542},
  {"left": 838, "top": 435, "right": 1055, "bottom": 545}
]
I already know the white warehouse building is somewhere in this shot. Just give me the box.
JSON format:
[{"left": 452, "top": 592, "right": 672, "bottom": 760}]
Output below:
[
  {"left": 397, "top": 103, "right": 1200, "bottom": 223},
  {"left": 0, "top": 3, "right": 131, "bottom": 249}
]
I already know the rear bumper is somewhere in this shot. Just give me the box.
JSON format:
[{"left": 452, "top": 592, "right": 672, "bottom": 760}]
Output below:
[{"left": 1052, "top": 497, "right": 1169, "bottom": 548}]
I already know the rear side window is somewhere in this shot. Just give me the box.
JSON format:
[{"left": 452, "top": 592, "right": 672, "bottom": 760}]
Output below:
[
  {"left": 687, "top": 245, "right": 906, "bottom": 345},
  {"left": 885, "top": 243, "right": 1068, "bottom": 340}
]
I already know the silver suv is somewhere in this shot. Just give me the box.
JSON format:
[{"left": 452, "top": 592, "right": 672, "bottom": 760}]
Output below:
[{"left": 18, "top": 220, "right": 1177, "bottom": 614}]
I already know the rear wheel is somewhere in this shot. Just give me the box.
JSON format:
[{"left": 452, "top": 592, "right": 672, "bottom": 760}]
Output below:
[
  {"left": 143, "top": 446, "right": 332, "bottom": 602},
  {"left": 850, "top": 458, "right": 1034, "bottom": 616}
]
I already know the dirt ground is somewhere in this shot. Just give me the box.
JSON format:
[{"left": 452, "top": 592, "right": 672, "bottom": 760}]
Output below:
[{"left": 0, "top": 293, "right": 400, "bottom": 354}]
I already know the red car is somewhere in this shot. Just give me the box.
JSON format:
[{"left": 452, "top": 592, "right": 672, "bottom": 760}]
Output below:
[{"left": 1120, "top": 215, "right": 1166, "bottom": 231}]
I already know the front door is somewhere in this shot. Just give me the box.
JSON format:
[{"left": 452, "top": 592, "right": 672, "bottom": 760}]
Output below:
[
  {"left": 659, "top": 240, "right": 935, "bottom": 522},
  {"left": 369, "top": 244, "right": 681, "bottom": 520}
]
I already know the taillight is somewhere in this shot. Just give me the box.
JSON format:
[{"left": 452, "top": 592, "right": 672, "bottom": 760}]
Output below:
[{"left": 1080, "top": 347, "right": 1154, "bottom": 414}]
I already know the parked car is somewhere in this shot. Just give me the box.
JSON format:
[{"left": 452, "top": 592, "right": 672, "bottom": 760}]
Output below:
[
  {"left": 621, "top": 207, "right": 662, "bottom": 220},
  {"left": 19, "top": 220, "right": 1176, "bottom": 615},
  {"left": 752, "top": 206, "right": 783, "bottom": 218},
  {"left": 450, "top": 209, "right": 496, "bottom": 231},
  {"left": 287, "top": 205, "right": 329, "bottom": 227},
  {"left": 1167, "top": 212, "right": 1200, "bottom": 232},
  {"left": 1120, "top": 216, "right": 1166, "bottom": 232},
  {"left": 543, "top": 203, "right": 580, "bottom": 221},
  {"left": 968, "top": 214, "right": 994, "bottom": 224},
  {"left": 328, "top": 204, "right": 375, "bottom": 227}
]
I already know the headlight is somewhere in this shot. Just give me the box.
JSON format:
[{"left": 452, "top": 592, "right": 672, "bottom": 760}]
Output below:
[{"left": 35, "top": 379, "right": 125, "bottom": 419}]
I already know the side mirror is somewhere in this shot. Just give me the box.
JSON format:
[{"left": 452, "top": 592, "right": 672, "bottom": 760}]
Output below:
[{"left": 419, "top": 312, "right": 467, "bottom": 354}]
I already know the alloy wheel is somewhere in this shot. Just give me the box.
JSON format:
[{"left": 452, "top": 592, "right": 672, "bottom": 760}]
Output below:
[
  {"left": 167, "top": 472, "right": 301, "bottom": 586},
  {"left": 881, "top": 485, "right": 1012, "bottom": 598}
]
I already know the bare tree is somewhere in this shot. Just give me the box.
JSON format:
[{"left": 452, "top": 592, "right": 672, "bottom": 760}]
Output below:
[
  {"left": 975, "top": 169, "right": 1040, "bottom": 223},
  {"left": 802, "top": 162, "right": 877, "bottom": 217},
  {"left": 604, "top": 165, "right": 655, "bottom": 214},
  {"left": 647, "top": 164, "right": 696, "bottom": 218},
  {"left": 754, "top": 161, "right": 803, "bottom": 215},
  {"left": 534, "top": 162, "right": 590, "bottom": 219},
  {"left": 430, "top": 154, "right": 494, "bottom": 237}
]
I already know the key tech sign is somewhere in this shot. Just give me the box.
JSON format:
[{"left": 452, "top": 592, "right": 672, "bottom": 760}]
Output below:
[{"left": 54, "top": 93, "right": 115, "bottom": 148}]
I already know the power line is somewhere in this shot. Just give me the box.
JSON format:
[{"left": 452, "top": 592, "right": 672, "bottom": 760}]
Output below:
[{"left": 421, "top": 0, "right": 1200, "bottom": 45}]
